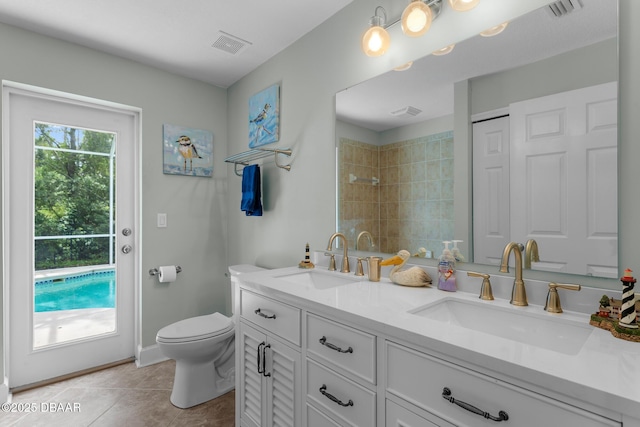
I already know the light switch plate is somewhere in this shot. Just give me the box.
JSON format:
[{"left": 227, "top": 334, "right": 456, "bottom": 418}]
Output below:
[{"left": 157, "top": 213, "right": 167, "bottom": 228}]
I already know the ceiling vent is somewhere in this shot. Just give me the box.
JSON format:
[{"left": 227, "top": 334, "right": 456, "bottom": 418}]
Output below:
[
  {"left": 212, "top": 31, "right": 252, "bottom": 55},
  {"left": 390, "top": 106, "right": 422, "bottom": 118},
  {"left": 547, "top": 0, "right": 583, "bottom": 17}
]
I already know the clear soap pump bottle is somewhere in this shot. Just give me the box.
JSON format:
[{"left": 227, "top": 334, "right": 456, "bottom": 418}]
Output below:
[
  {"left": 438, "top": 241, "right": 457, "bottom": 292},
  {"left": 451, "top": 240, "right": 465, "bottom": 263}
]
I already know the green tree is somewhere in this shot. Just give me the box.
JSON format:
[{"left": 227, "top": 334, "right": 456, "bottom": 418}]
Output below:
[{"left": 34, "top": 123, "right": 115, "bottom": 269}]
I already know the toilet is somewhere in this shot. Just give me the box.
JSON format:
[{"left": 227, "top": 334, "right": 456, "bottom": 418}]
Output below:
[{"left": 156, "top": 264, "right": 266, "bottom": 408}]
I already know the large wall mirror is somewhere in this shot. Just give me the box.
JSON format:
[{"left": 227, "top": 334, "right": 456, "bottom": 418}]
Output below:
[{"left": 335, "top": 0, "right": 618, "bottom": 281}]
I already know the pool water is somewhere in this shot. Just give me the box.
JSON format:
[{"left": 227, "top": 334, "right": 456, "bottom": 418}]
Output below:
[{"left": 35, "top": 270, "right": 116, "bottom": 312}]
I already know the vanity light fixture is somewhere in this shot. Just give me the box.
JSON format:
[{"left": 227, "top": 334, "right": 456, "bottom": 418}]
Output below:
[
  {"left": 480, "top": 21, "right": 509, "bottom": 37},
  {"left": 361, "top": 6, "right": 391, "bottom": 57},
  {"left": 432, "top": 44, "right": 455, "bottom": 55},
  {"left": 362, "top": 0, "right": 483, "bottom": 57},
  {"left": 448, "top": 0, "right": 480, "bottom": 12}
]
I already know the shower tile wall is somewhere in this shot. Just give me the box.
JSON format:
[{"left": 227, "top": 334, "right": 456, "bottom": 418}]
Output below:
[{"left": 339, "top": 131, "right": 454, "bottom": 255}]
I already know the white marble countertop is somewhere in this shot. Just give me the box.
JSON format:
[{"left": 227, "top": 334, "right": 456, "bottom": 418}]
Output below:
[{"left": 236, "top": 261, "right": 640, "bottom": 422}]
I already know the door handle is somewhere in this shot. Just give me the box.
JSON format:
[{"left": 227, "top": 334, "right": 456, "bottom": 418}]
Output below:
[{"left": 121, "top": 244, "right": 132, "bottom": 254}]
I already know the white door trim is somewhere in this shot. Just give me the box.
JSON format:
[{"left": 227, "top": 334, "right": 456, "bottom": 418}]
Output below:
[{"left": 1, "top": 80, "right": 142, "bottom": 390}]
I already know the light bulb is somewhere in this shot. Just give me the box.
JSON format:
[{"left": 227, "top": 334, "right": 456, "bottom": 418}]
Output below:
[
  {"left": 402, "top": 1, "right": 432, "bottom": 37},
  {"left": 449, "top": 0, "right": 480, "bottom": 12},
  {"left": 480, "top": 22, "right": 508, "bottom": 37},
  {"left": 362, "top": 26, "right": 390, "bottom": 57},
  {"left": 432, "top": 44, "right": 455, "bottom": 56}
]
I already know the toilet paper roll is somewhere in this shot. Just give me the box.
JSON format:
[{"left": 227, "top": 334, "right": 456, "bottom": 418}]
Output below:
[{"left": 158, "top": 265, "right": 178, "bottom": 283}]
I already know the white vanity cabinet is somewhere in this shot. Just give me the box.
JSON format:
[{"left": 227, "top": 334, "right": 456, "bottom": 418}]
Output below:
[
  {"left": 238, "top": 290, "right": 301, "bottom": 427},
  {"left": 305, "top": 312, "right": 377, "bottom": 426},
  {"left": 384, "top": 341, "right": 621, "bottom": 427}
]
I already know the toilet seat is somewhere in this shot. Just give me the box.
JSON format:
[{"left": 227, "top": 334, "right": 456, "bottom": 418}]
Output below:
[{"left": 156, "top": 312, "right": 234, "bottom": 344}]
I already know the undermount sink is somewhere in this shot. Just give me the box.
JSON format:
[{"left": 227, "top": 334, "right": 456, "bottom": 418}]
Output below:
[
  {"left": 409, "top": 298, "right": 593, "bottom": 355},
  {"left": 274, "top": 270, "right": 357, "bottom": 290}
]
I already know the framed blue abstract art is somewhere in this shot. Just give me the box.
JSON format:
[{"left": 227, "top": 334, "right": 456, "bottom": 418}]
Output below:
[
  {"left": 163, "top": 124, "right": 213, "bottom": 177},
  {"left": 249, "top": 83, "right": 280, "bottom": 148}
]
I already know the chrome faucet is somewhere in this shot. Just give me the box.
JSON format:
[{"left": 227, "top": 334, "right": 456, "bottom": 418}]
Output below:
[
  {"left": 499, "top": 242, "right": 527, "bottom": 306},
  {"left": 355, "top": 231, "right": 375, "bottom": 251},
  {"left": 524, "top": 239, "right": 540, "bottom": 269},
  {"left": 327, "top": 232, "right": 350, "bottom": 273}
]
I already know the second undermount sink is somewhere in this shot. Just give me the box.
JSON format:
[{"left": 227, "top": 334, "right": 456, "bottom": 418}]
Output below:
[
  {"left": 409, "top": 298, "right": 593, "bottom": 355},
  {"left": 274, "top": 269, "right": 357, "bottom": 290}
]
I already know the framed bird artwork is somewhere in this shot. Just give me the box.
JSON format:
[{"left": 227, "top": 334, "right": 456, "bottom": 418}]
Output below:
[
  {"left": 163, "top": 124, "right": 213, "bottom": 177},
  {"left": 249, "top": 83, "right": 280, "bottom": 148}
]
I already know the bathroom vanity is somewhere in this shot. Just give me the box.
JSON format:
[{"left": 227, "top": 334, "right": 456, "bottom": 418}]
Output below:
[{"left": 234, "top": 264, "right": 640, "bottom": 426}]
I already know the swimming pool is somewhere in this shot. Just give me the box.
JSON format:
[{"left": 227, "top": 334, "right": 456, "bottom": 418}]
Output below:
[{"left": 34, "top": 269, "right": 116, "bottom": 312}]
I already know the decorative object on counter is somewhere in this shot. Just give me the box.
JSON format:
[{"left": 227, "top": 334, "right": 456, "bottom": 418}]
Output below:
[
  {"left": 163, "top": 124, "right": 213, "bottom": 177},
  {"left": 381, "top": 249, "right": 432, "bottom": 287},
  {"left": 619, "top": 269, "right": 637, "bottom": 329},
  {"left": 590, "top": 270, "right": 640, "bottom": 342},
  {"left": 437, "top": 241, "right": 456, "bottom": 292},
  {"left": 365, "top": 256, "right": 383, "bottom": 282},
  {"left": 412, "top": 247, "right": 427, "bottom": 258},
  {"left": 240, "top": 164, "right": 262, "bottom": 216},
  {"left": 249, "top": 83, "right": 280, "bottom": 148},
  {"left": 298, "top": 243, "right": 315, "bottom": 269}
]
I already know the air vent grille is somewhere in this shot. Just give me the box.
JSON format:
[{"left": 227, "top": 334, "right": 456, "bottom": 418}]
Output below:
[
  {"left": 390, "top": 106, "right": 422, "bottom": 118},
  {"left": 212, "top": 31, "right": 252, "bottom": 55},
  {"left": 547, "top": 0, "right": 583, "bottom": 17}
]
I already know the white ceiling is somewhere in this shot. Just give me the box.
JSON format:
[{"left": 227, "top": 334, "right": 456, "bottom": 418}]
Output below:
[
  {"left": 336, "top": 0, "right": 618, "bottom": 132},
  {"left": 0, "top": 0, "right": 353, "bottom": 88}
]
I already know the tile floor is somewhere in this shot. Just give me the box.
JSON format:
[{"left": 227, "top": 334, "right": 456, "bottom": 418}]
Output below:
[{"left": 1, "top": 360, "right": 235, "bottom": 427}]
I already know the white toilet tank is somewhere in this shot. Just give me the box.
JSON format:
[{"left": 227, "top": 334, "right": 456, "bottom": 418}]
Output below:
[{"left": 228, "top": 264, "right": 266, "bottom": 314}]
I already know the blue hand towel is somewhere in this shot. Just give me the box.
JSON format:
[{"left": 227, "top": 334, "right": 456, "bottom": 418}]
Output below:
[{"left": 241, "top": 164, "right": 263, "bottom": 216}]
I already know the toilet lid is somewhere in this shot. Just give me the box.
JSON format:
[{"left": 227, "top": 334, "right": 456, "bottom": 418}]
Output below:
[{"left": 156, "top": 312, "right": 234, "bottom": 343}]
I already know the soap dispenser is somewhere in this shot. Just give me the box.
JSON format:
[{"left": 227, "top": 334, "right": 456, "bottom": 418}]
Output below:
[
  {"left": 438, "top": 241, "right": 457, "bottom": 292},
  {"left": 451, "top": 240, "right": 465, "bottom": 263}
]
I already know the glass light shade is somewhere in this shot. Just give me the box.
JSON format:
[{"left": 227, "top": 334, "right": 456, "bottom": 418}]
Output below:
[
  {"left": 362, "top": 26, "right": 390, "bottom": 57},
  {"left": 394, "top": 61, "right": 414, "bottom": 71},
  {"left": 401, "top": 1, "right": 433, "bottom": 37},
  {"left": 432, "top": 44, "right": 455, "bottom": 55},
  {"left": 449, "top": 0, "right": 480, "bottom": 12},
  {"left": 480, "top": 22, "right": 508, "bottom": 37}
]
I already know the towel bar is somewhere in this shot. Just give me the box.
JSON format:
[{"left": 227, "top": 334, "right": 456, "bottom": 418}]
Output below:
[{"left": 224, "top": 147, "right": 292, "bottom": 176}]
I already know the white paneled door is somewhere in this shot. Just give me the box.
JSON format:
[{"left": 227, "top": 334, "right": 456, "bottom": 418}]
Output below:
[
  {"left": 3, "top": 84, "right": 139, "bottom": 388},
  {"left": 510, "top": 82, "right": 618, "bottom": 277}
]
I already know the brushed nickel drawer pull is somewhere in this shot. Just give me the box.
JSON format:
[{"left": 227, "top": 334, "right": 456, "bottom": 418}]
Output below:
[
  {"left": 319, "top": 384, "right": 353, "bottom": 407},
  {"left": 442, "top": 387, "right": 508, "bottom": 422},
  {"left": 319, "top": 336, "right": 353, "bottom": 353},
  {"left": 254, "top": 308, "right": 276, "bottom": 319}
]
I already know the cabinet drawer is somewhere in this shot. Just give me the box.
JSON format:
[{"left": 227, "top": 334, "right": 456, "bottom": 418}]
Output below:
[
  {"left": 386, "top": 399, "right": 454, "bottom": 427},
  {"left": 307, "top": 358, "right": 376, "bottom": 427},
  {"left": 307, "top": 404, "right": 342, "bottom": 427},
  {"left": 240, "top": 289, "right": 300, "bottom": 346},
  {"left": 385, "top": 341, "right": 620, "bottom": 427},
  {"left": 307, "top": 313, "right": 376, "bottom": 384}
]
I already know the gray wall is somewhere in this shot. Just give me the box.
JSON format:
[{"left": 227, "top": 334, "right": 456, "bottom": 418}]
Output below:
[{"left": 0, "top": 21, "right": 230, "bottom": 385}]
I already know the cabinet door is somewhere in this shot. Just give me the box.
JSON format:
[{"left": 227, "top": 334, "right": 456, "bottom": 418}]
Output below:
[
  {"left": 264, "top": 335, "right": 301, "bottom": 427},
  {"left": 239, "top": 322, "right": 266, "bottom": 427}
]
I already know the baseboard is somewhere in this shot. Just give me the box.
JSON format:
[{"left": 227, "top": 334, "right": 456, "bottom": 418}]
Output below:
[
  {"left": 136, "top": 343, "right": 168, "bottom": 368},
  {"left": 1, "top": 377, "right": 8, "bottom": 403}
]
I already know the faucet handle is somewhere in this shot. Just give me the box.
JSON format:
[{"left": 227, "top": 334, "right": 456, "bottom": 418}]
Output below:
[
  {"left": 324, "top": 252, "right": 336, "bottom": 271},
  {"left": 467, "top": 271, "right": 494, "bottom": 301},
  {"left": 544, "top": 282, "right": 581, "bottom": 313},
  {"left": 355, "top": 258, "right": 365, "bottom": 276}
]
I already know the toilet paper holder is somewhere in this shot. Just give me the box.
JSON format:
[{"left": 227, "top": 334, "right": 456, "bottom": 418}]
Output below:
[{"left": 149, "top": 266, "right": 182, "bottom": 276}]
